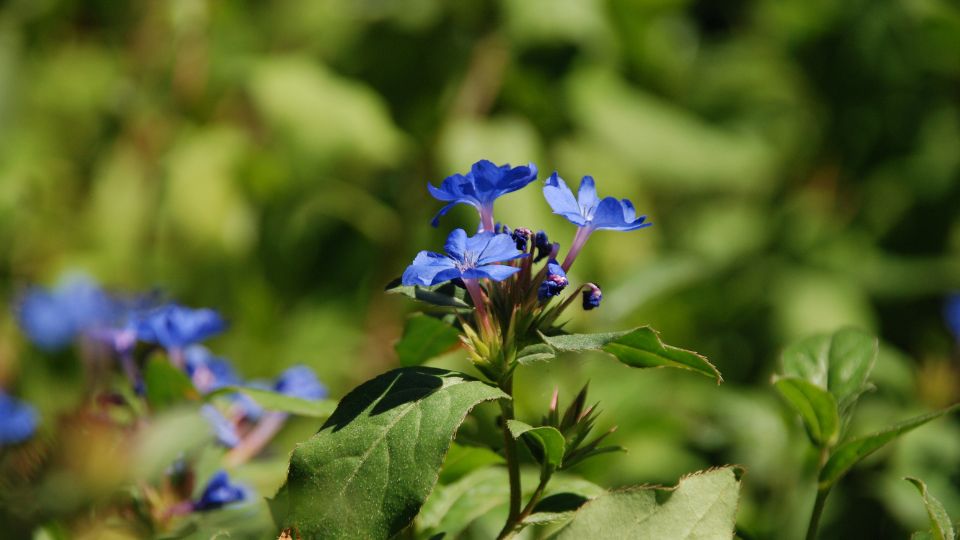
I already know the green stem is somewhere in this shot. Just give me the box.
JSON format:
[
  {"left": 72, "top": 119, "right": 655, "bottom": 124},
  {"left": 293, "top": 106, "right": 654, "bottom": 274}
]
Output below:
[
  {"left": 805, "top": 487, "right": 831, "bottom": 540},
  {"left": 497, "top": 380, "right": 522, "bottom": 540}
]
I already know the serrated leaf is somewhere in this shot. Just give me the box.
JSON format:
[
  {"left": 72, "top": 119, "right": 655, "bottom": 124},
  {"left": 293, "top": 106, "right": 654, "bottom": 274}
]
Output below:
[
  {"left": 385, "top": 279, "right": 471, "bottom": 311},
  {"left": 144, "top": 357, "right": 198, "bottom": 409},
  {"left": 819, "top": 405, "right": 959, "bottom": 488},
  {"left": 541, "top": 327, "right": 721, "bottom": 383},
  {"left": 507, "top": 420, "right": 566, "bottom": 469},
  {"left": 773, "top": 377, "right": 840, "bottom": 447},
  {"left": 395, "top": 314, "right": 462, "bottom": 367},
  {"left": 207, "top": 386, "right": 336, "bottom": 418},
  {"left": 554, "top": 466, "right": 743, "bottom": 540},
  {"left": 517, "top": 343, "right": 556, "bottom": 365},
  {"left": 272, "top": 367, "right": 507, "bottom": 540},
  {"left": 905, "top": 477, "right": 955, "bottom": 540},
  {"left": 781, "top": 328, "right": 877, "bottom": 416}
]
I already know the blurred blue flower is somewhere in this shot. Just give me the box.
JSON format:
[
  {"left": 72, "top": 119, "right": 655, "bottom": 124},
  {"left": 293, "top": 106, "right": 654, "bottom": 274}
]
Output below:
[
  {"left": 402, "top": 229, "right": 526, "bottom": 287},
  {"left": 429, "top": 160, "right": 538, "bottom": 232},
  {"left": 543, "top": 173, "right": 650, "bottom": 232},
  {"left": 193, "top": 470, "right": 247, "bottom": 511},
  {"left": 945, "top": 294, "right": 960, "bottom": 339},
  {"left": 538, "top": 261, "right": 569, "bottom": 301},
  {"left": 16, "top": 274, "right": 116, "bottom": 351},
  {"left": 0, "top": 392, "right": 38, "bottom": 445},
  {"left": 274, "top": 365, "right": 327, "bottom": 401},
  {"left": 582, "top": 284, "right": 602, "bottom": 311},
  {"left": 201, "top": 405, "right": 241, "bottom": 448},
  {"left": 185, "top": 346, "right": 241, "bottom": 394},
  {"left": 135, "top": 304, "right": 226, "bottom": 350}
]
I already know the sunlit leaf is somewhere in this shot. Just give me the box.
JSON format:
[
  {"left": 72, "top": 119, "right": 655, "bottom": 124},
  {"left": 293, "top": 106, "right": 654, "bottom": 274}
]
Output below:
[
  {"left": 541, "top": 327, "right": 721, "bottom": 383},
  {"left": 271, "top": 367, "right": 506, "bottom": 539},
  {"left": 554, "top": 466, "right": 743, "bottom": 540},
  {"left": 819, "top": 405, "right": 959, "bottom": 488},
  {"left": 507, "top": 420, "right": 565, "bottom": 469}
]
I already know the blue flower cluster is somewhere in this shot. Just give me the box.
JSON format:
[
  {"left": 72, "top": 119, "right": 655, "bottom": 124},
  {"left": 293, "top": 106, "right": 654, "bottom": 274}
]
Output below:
[
  {"left": 12, "top": 274, "right": 327, "bottom": 463},
  {"left": 404, "top": 160, "right": 652, "bottom": 328}
]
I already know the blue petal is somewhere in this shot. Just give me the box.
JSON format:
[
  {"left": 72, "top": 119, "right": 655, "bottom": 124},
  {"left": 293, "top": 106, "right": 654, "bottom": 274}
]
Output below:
[
  {"left": 275, "top": 365, "right": 327, "bottom": 401},
  {"left": 201, "top": 405, "right": 240, "bottom": 448},
  {"left": 185, "top": 346, "right": 241, "bottom": 394},
  {"left": 543, "top": 173, "right": 586, "bottom": 225},
  {"left": 0, "top": 393, "right": 38, "bottom": 445},
  {"left": 467, "top": 264, "right": 522, "bottom": 282},
  {"left": 621, "top": 199, "right": 637, "bottom": 222},
  {"left": 578, "top": 176, "right": 600, "bottom": 218},
  {"left": 443, "top": 229, "right": 468, "bottom": 260},
  {"left": 135, "top": 304, "right": 227, "bottom": 349},
  {"left": 401, "top": 252, "right": 458, "bottom": 286},
  {"left": 476, "top": 233, "right": 526, "bottom": 266},
  {"left": 945, "top": 294, "right": 960, "bottom": 339},
  {"left": 194, "top": 470, "right": 247, "bottom": 511},
  {"left": 430, "top": 201, "right": 458, "bottom": 228}
]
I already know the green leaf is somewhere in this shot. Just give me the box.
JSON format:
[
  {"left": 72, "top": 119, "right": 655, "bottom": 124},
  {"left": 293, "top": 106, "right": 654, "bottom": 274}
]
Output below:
[
  {"left": 506, "top": 420, "right": 566, "bottom": 469},
  {"left": 272, "top": 367, "right": 507, "bottom": 540},
  {"left": 905, "top": 477, "right": 955, "bottom": 540},
  {"left": 516, "top": 343, "right": 556, "bottom": 365},
  {"left": 541, "top": 327, "right": 721, "bottom": 383},
  {"left": 819, "top": 405, "right": 959, "bottom": 488},
  {"left": 144, "top": 357, "right": 198, "bottom": 409},
  {"left": 395, "top": 314, "right": 462, "bottom": 367},
  {"left": 781, "top": 328, "right": 877, "bottom": 415},
  {"left": 773, "top": 377, "right": 840, "bottom": 447},
  {"left": 385, "top": 279, "right": 471, "bottom": 311},
  {"left": 418, "top": 467, "right": 510, "bottom": 539},
  {"left": 438, "top": 443, "right": 504, "bottom": 484},
  {"left": 523, "top": 493, "right": 591, "bottom": 526},
  {"left": 207, "top": 386, "right": 336, "bottom": 418},
  {"left": 554, "top": 466, "right": 744, "bottom": 540}
]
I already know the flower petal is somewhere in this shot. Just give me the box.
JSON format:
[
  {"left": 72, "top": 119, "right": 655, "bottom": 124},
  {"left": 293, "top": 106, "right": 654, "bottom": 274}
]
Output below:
[
  {"left": 468, "top": 264, "right": 522, "bottom": 282},
  {"left": 577, "top": 176, "right": 600, "bottom": 218},
  {"left": 543, "top": 172, "right": 585, "bottom": 224},
  {"left": 401, "top": 252, "right": 457, "bottom": 286},
  {"left": 443, "top": 229, "right": 469, "bottom": 260},
  {"left": 476, "top": 233, "right": 526, "bottom": 265}
]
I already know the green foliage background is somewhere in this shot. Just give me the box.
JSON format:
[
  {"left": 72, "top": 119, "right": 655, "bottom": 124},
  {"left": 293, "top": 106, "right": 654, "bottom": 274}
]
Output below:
[{"left": 1, "top": 0, "right": 959, "bottom": 538}]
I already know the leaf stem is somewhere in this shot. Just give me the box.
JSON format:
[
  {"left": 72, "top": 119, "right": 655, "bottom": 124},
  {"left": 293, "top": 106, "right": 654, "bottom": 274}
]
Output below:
[
  {"left": 805, "top": 487, "right": 831, "bottom": 540},
  {"left": 497, "top": 379, "right": 522, "bottom": 540}
]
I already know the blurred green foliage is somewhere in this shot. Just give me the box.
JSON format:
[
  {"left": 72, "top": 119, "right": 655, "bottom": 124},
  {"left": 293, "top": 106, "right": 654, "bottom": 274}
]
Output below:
[{"left": 1, "top": 0, "right": 959, "bottom": 538}]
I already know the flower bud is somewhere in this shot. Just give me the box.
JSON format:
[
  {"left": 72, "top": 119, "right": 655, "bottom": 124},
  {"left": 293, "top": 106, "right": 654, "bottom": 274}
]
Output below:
[{"left": 582, "top": 283, "right": 602, "bottom": 310}]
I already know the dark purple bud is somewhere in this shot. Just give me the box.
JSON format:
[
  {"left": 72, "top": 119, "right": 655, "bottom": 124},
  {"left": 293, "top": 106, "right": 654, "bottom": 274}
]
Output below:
[
  {"left": 537, "top": 261, "right": 569, "bottom": 301},
  {"left": 511, "top": 227, "right": 532, "bottom": 251},
  {"left": 533, "top": 231, "right": 551, "bottom": 262},
  {"left": 582, "top": 283, "right": 602, "bottom": 310},
  {"left": 494, "top": 222, "right": 511, "bottom": 235}
]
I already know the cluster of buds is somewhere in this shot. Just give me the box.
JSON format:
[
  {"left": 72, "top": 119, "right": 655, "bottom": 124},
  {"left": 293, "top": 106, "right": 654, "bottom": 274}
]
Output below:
[{"left": 543, "top": 384, "right": 620, "bottom": 470}]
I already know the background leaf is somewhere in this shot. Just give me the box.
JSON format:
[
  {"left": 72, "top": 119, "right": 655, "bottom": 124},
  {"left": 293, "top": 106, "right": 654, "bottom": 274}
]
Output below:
[
  {"left": 541, "top": 327, "right": 721, "bottom": 383},
  {"left": 781, "top": 328, "right": 877, "bottom": 416},
  {"left": 207, "top": 386, "right": 336, "bottom": 418},
  {"left": 820, "top": 405, "right": 959, "bottom": 488},
  {"left": 272, "top": 367, "right": 506, "bottom": 539},
  {"left": 144, "top": 357, "right": 198, "bottom": 409},
  {"left": 554, "top": 466, "right": 743, "bottom": 540},
  {"left": 905, "top": 477, "right": 955, "bottom": 540},
  {"left": 395, "top": 314, "right": 462, "bottom": 367},
  {"left": 773, "top": 376, "right": 840, "bottom": 447}
]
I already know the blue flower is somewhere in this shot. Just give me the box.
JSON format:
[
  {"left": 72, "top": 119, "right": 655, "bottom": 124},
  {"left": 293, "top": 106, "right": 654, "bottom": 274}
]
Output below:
[
  {"left": 0, "top": 392, "right": 38, "bottom": 445},
  {"left": 185, "top": 346, "right": 241, "bottom": 394},
  {"left": 16, "top": 274, "right": 116, "bottom": 351},
  {"left": 134, "top": 304, "right": 226, "bottom": 350},
  {"left": 193, "top": 470, "right": 247, "bottom": 511},
  {"left": 401, "top": 229, "right": 526, "bottom": 287},
  {"left": 538, "top": 261, "right": 569, "bottom": 301},
  {"left": 582, "top": 284, "right": 602, "bottom": 310},
  {"left": 275, "top": 365, "right": 327, "bottom": 401},
  {"left": 946, "top": 294, "right": 960, "bottom": 339},
  {"left": 201, "top": 405, "right": 241, "bottom": 448},
  {"left": 533, "top": 230, "right": 554, "bottom": 262},
  {"left": 429, "top": 160, "right": 538, "bottom": 231},
  {"left": 543, "top": 173, "right": 650, "bottom": 232}
]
